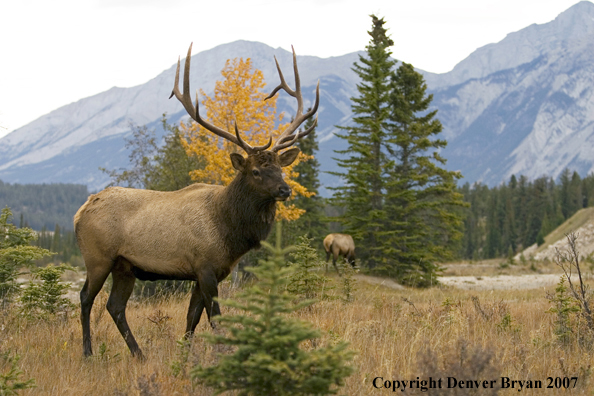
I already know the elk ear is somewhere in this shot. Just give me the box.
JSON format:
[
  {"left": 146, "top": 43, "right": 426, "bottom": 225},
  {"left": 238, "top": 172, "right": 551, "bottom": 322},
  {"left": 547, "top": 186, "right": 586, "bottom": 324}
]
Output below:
[
  {"left": 278, "top": 147, "right": 300, "bottom": 167},
  {"left": 230, "top": 153, "right": 247, "bottom": 171}
]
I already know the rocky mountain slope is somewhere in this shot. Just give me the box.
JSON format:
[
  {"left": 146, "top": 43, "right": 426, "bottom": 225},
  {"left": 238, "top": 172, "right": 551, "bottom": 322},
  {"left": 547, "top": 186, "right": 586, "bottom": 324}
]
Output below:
[
  {"left": 1, "top": 2, "right": 593, "bottom": 193},
  {"left": 517, "top": 207, "right": 594, "bottom": 262},
  {"left": 434, "top": 1, "right": 594, "bottom": 185}
]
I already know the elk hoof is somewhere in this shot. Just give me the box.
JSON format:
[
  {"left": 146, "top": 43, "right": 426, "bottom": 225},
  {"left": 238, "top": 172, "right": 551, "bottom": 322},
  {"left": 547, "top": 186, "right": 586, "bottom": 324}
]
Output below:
[
  {"left": 130, "top": 347, "right": 146, "bottom": 361},
  {"left": 133, "top": 351, "right": 147, "bottom": 362}
]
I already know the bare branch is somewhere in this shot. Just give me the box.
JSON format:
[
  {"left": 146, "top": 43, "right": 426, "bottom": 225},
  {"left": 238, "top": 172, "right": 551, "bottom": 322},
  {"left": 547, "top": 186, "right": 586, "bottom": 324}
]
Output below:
[{"left": 554, "top": 232, "right": 594, "bottom": 331}]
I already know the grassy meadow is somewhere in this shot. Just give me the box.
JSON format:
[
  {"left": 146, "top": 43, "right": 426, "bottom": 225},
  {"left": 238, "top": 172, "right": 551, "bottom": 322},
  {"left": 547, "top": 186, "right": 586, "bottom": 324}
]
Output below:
[{"left": 2, "top": 260, "right": 593, "bottom": 395}]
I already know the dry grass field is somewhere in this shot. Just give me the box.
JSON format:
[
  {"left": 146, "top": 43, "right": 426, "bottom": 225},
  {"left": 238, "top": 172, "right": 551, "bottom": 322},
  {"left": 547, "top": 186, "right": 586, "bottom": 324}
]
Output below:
[{"left": 2, "top": 260, "right": 594, "bottom": 395}]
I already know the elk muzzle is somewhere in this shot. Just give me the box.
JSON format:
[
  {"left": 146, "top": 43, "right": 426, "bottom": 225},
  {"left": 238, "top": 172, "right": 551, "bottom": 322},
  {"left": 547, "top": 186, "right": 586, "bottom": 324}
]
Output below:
[{"left": 276, "top": 184, "right": 292, "bottom": 201}]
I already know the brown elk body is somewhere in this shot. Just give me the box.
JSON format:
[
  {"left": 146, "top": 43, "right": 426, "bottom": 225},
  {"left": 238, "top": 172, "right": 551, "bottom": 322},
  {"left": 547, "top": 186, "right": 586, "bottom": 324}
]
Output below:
[
  {"left": 75, "top": 43, "right": 319, "bottom": 359},
  {"left": 323, "top": 233, "right": 356, "bottom": 275}
]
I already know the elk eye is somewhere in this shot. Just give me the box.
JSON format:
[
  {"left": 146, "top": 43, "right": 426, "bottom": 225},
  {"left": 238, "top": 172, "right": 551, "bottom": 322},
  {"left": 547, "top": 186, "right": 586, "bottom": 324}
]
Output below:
[{"left": 252, "top": 169, "right": 260, "bottom": 177}]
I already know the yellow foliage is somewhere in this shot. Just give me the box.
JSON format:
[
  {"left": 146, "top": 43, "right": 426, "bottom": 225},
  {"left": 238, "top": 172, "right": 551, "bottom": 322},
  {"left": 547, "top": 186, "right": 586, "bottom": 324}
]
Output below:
[{"left": 180, "top": 58, "right": 313, "bottom": 221}]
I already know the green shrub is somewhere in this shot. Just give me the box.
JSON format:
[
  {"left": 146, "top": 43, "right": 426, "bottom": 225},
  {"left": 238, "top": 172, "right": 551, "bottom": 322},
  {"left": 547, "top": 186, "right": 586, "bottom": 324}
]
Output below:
[
  {"left": 339, "top": 259, "right": 357, "bottom": 303},
  {"left": 0, "top": 207, "right": 53, "bottom": 307},
  {"left": 547, "top": 276, "right": 580, "bottom": 345},
  {"left": 19, "top": 264, "right": 76, "bottom": 320},
  {"left": 287, "top": 236, "right": 334, "bottom": 302},
  {"left": 0, "top": 351, "right": 35, "bottom": 394}
]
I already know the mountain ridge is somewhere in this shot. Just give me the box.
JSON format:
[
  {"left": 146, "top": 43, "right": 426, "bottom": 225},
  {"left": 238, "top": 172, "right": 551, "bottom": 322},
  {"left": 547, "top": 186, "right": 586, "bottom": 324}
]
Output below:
[{"left": 1, "top": 1, "right": 593, "bottom": 193}]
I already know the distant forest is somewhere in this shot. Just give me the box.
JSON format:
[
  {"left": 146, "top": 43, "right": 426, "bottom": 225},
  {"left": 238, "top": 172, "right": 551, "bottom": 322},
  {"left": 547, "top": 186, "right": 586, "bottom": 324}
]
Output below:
[
  {"left": 459, "top": 169, "right": 594, "bottom": 260},
  {"left": 0, "top": 180, "right": 89, "bottom": 231}
]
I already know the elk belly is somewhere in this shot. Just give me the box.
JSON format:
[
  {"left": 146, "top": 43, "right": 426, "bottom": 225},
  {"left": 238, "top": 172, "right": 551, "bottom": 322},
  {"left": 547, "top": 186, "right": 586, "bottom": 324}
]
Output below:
[{"left": 124, "top": 255, "right": 196, "bottom": 281}]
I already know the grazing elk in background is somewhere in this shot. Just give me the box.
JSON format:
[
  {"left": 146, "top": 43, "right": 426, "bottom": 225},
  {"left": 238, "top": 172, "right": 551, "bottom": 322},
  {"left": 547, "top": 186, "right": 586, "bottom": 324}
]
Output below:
[
  {"left": 75, "top": 43, "right": 319, "bottom": 359},
  {"left": 323, "top": 233, "right": 356, "bottom": 275}
]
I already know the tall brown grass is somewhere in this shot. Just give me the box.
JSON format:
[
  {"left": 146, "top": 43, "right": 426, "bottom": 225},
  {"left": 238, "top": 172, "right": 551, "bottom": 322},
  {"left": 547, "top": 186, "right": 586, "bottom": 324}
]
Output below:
[{"left": 1, "top": 273, "right": 592, "bottom": 395}]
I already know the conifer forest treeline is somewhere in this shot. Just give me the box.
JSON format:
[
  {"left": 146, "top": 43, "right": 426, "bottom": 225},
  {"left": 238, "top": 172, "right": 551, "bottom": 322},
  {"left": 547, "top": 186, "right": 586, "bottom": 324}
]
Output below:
[
  {"left": 0, "top": 181, "right": 88, "bottom": 231},
  {"left": 459, "top": 169, "right": 594, "bottom": 260}
]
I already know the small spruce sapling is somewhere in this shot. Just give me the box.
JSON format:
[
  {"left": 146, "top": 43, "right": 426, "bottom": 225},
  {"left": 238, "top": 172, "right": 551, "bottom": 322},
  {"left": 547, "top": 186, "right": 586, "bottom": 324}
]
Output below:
[
  {"left": 0, "top": 207, "right": 53, "bottom": 307},
  {"left": 547, "top": 276, "right": 580, "bottom": 345},
  {"left": 287, "top": 236, "right": 334, "bottom": 302},
  {"left": 19, "top": 264, "right": 76, "bottom": 320},
  {"left": 0, "top": 351, "right": 35, "bottom": 394},
  {"left": 192, "top": 222, "right": 354, "bottom": 395},
  {"left": 339, "top": 259, "right": 357, "bottom": 303}
]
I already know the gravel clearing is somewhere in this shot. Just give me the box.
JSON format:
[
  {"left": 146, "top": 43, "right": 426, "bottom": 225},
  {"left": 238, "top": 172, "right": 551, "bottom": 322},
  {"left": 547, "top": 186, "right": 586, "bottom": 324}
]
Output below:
[{"left": 439, "top": 274, "right": 562, "bottom": 291}]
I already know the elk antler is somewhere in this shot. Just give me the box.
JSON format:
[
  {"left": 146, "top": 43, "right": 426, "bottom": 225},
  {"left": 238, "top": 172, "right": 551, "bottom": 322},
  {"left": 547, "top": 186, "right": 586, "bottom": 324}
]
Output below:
[
  {"left": 169, "top": 43, "right": 272, "bottom": 154},
  {"left": 266, "top": 46, "right": 320, "bottom": 152}
]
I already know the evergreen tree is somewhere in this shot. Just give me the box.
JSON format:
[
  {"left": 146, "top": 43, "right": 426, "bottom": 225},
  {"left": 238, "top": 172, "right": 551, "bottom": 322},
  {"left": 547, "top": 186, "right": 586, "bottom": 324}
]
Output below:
[
  {"left": 51, "top": 224, "right": 61, "bottom": 253},
  {"left": 569, "top": 171, "right": 583, "bottom": 215},
  {"left": 287, "top": 236, "right": 333, "bottom": 302},
  {"left": 526, "top": 177, "right": 551, "bottom": 246},
  {"left": 0, "top": 208, "right": 53, "bottom": 306},
  {"left": 559, "top": 168, "right": 572, "bottom": 219},
  {"left": 19, "top": 264, "right": 76, "bottom": 320},
  {"left": 330, "top": 15, "right": 396, "bottom": 269},
  {"left": 485, "top": 190, "right": 502, "bottom": 257},
  {"left": 146, "top": 116, "right": 204, "bottom": 191},
  {"left": 383, "top": 62, "right": 466, "bottom": 285},
  {"left": 581, "top": 173, "right": 594, "bottom": 207}
]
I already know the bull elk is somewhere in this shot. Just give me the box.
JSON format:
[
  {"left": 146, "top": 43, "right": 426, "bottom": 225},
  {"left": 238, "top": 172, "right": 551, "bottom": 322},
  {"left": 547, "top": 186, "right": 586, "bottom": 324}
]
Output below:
[
  {"left": 75, "top": 43, "right": 319, "bottom": 359},
  {"left": 323, "top": 233, "right": 356, "bottom": 275}
]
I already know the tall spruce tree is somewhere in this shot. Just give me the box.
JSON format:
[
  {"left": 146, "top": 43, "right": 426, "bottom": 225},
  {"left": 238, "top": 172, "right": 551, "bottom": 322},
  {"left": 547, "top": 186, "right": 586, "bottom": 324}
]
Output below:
[
  {"left": 330, "top": 15, "right": 396, "bottom": 269},
  {"left": 383, "top": 62, "right": 466, "bottom": 286}
]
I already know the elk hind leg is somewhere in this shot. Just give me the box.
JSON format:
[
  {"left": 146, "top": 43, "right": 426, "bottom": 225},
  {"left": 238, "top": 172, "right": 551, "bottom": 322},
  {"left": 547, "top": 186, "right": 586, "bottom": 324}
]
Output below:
[
  {"left": 80, "top": 262, "right": 112, "bottom": 357},
  {"left": 332, "top": 247, "right": 342, "bottom": 276},
  {"left": 347, "top": 251, "right": 356, "bottom": 268},
  {"left": 184, "top": 281, "right": 205, "bottom": 339},
  {"left": 106, "top": 259, "right": 143, "bottom": 359}
]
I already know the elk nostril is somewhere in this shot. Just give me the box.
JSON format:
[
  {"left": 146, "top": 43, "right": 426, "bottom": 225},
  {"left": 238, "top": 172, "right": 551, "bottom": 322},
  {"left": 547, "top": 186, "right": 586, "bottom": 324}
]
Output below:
[{"left": 279, "top": 186, "right": 291, "bottom": 197}]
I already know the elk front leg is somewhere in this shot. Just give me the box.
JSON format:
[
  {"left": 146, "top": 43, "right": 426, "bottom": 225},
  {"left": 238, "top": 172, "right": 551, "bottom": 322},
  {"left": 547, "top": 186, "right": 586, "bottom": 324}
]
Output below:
[
  {"left": 198, "top": 271, "right": 220, "bottom": 329},
  {"left": 184, "top": 281, "right": 205, "bottom": 338}
]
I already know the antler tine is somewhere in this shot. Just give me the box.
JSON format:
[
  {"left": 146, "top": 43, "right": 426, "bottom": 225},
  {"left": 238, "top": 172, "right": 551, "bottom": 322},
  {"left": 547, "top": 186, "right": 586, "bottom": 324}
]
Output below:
[
  {"left": 265, "top": 56, "right": 296, "bottom": 101},
  {"left": 268, "top": 47, "right": 320, "bottom": 152},
  {"left": 274, "top": 115, "right": 318, "bottom": 152},
  {"left": 233, "top": 122, "right": 272, "bottom": 152},
  {"left": 231, "top": 119, "right": 272, "bottom": 152},
  {"left": 278, "top": 115, "right": 318, "bottom": 145},
  {"left": 170, "top": 43, "right": 258, "bottom": 154}
]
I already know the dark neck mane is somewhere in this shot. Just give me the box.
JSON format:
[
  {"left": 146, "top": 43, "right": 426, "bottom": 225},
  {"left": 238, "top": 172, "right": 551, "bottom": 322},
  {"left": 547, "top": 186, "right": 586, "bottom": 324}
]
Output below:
[{"left": 217, "top": 173, "right": 276, "bottom": 260}]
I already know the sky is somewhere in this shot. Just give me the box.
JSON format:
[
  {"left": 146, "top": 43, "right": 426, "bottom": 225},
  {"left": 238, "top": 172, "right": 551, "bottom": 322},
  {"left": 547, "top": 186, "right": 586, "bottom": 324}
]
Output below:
[{"left": 0, "top": 0, "right": 585, "bottom": 139}]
